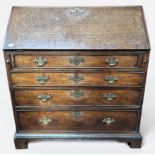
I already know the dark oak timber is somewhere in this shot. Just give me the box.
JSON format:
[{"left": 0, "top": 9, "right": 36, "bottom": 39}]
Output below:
[
  {"left": 14, "top": 133, "right": 142, "bottom": 149},
  {"left": 3, "top": 6, "right": 150, "bottom": 149}
]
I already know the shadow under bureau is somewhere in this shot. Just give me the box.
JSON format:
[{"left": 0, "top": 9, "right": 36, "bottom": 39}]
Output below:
[{"left": 3, "top": 6, "right": 150, "bottom": 149}]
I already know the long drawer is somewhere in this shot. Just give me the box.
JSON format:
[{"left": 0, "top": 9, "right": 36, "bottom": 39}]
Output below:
[
  {"left": 11, "top": 72, "right": 144, "bottom": 87},
  {"left": 13, "top": 54, "right": 139, "bottom": 68},
  {"left": 18, "top": 111, "right": 138, "bottom": 132},
  {"left": 14, "top": 89, "right": 140, "bottom": 106}
]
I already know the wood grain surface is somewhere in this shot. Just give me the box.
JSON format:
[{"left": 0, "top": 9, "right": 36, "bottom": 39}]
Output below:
[
  {"left": 18, "top": 111, "right": 138, "bottom": 132},
  {"left": 14, "top": 89, "right": 140, "bottom": 106},
  {"left": 14, "top": 54, "right": 138, "bottom": 68},
  {"left": 11, "top": 72, "right": 144, "bottom": 86},
  {"left": 3, "top": 6, "right": 150, "bottom": 50}
]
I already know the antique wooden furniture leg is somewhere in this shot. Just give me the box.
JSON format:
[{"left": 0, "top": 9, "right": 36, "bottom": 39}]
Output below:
[
  {"left": 14, "top": 138, "right": 28, "bottom": 149},
  {"left": 14, "top": 133, "right": 142, "bottom": 149},
  {"left": 128, "top": 139, "right": 142, "bottom": 148}
]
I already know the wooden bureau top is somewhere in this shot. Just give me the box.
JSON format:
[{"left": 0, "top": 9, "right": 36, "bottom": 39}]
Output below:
[{"left": 3, "top": 6, "right": 150, "bottom": 51}]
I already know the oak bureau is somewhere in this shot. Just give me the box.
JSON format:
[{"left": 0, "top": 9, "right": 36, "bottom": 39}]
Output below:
[{"left": 3, "top": 6, "right": 150, "bottom": 149}]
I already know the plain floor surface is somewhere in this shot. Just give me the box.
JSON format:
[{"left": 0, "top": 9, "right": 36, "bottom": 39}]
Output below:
[{"left": 0, "top": 0, "right": 155, "bottom": 154}]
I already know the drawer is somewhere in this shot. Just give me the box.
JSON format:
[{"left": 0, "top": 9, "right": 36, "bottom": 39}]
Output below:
[
  {"left": 14, "top": 54, "right": 139, "bottom": 68},
  {"left": 15, "top": 89, "right": 140, "bottom": 106},
  {"left": 11, "top": 72, "right": 144, "bottom": 87},
  {"left": 18, "top": 111, "right": 138, "bottom": 132}
]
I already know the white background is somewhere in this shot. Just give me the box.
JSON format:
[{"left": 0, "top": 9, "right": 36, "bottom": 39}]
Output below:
[{"left": 0, "top": 0, "right": 155, "bottom": 154}]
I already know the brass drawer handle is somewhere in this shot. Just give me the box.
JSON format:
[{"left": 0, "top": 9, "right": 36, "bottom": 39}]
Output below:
[
  {"left": 105, "top": 76, "right": 117, "bottom": 84},
  {"left": 103, "top": 93, "right": 117, "bottom": 101},
  {"left": 39, "top": 117, "right": 52, "bottom": 126},
  {"left": 102, "top": 117, "right": 115, "bottom": 125},
  {"left": 71, "top": 111, "right": 85, "bottom": 120},
  {"left": 34, "top": 57, "right": 48, "bottom": 66},
  {"left": 36, "top": 75, "right": 48, "bottom": 84},
  {"left": 105, "top": 56, "right": 119, "bottom": 67},
  {"left": 69, "top": 56, "right": 84, "bottom": 66},
  {"left": 70, "top": 90, "right": 84, "bottom": 98},
  {"left": 70, "top": 73, "right": 84, "bottom": 84},
  {"left": 38, "top": 93, "right": 52, "bottom": 102}
]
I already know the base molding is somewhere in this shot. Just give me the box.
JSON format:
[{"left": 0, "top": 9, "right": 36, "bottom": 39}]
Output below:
[{"left": 14, "top": 132, "right": 142, "bottom": 149}]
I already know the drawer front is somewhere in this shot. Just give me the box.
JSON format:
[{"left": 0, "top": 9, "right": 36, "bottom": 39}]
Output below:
[
  {"left": 15, "top": 89, "right": 140, "bottom": 106},
  {"left": 11, "top": 72, "right": 144, "bottom": 86},
  {"left": 18, "top": 111, "right": 138, "bottom": 132},
  {"left": 14, "top": 54, "right": 139, "bottom": 68}
]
